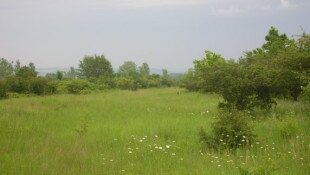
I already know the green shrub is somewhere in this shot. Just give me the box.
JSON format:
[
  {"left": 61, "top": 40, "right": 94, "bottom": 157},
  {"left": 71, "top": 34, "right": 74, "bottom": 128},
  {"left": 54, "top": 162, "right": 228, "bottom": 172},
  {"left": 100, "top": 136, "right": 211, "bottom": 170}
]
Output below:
[
  {"left": 46, "top": 81, "right": 57, "bottom": 94},
  {"left": 29, "top": 77, "right": 49, "bottom": 95},
  {"left": 180, "top": 68, "right": 201, "bottom": 91},
  {"left": 0, "top": 79, "right": 8, "bottom": 99},
  {"left": 66, "top": 79, "right": 93, "bottom": 94},
  {"left": 200, "top": 109, "right": 255, "bottom": 151},
  {"left": 146, "top": 75, "right": 161, "bottom": 88},
  {"left": 91, "top": 76, "right": 116, "bottom": 89},
  {"left": 5, "top": 76, "right": 29, "bottom": 93},
  {"left": 116, "top": 77, "right": 139, "bottom": 91},
  {"left": 51, "top": 80, "right": 69, "bottom": 94}
]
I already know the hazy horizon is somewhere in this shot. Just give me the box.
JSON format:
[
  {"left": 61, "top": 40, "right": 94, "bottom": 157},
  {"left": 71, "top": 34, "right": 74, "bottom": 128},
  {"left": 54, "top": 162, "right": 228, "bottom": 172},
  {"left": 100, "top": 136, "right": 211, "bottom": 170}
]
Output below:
[{"left": 1, "top": 0, "right": 310, "bottom": 72}]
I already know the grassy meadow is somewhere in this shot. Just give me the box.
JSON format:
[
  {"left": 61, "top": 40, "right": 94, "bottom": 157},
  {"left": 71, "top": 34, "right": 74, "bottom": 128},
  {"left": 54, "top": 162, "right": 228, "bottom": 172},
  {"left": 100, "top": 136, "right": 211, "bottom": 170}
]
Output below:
[{"left": 0, "top": 88, "right": 309, "bottom": 174}]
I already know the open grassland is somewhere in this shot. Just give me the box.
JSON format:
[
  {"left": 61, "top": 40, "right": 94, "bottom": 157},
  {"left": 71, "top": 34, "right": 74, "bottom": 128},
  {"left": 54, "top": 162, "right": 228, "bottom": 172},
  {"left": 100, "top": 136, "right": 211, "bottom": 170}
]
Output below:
[{"left": 0, "top": 88, "right": 309, "bottom": 174}]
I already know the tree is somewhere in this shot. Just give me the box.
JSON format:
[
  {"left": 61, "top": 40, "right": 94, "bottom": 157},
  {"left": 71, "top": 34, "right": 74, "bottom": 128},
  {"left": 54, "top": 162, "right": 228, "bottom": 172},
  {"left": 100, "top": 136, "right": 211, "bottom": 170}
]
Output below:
[
  {"left": 118, "top": 61, "right": 139, "bottom": 79},
  {"left": 115, "top": 76, "right": 139, "bottom": 90},
  {"left": 240, "top": 27, "right": 309, "bottom": 100},
  {"left": 161, "top": 69, "right": 172, "bottom": 87},
  {"left": 65, "top": 67, "right": 76, "bottom": 79},
  {"left": 139, "top": 63, "right": 150, "bottom": 77},
  {"left": 0, "top": 79, "right": 8, "bottom": 99},
  {"left": 181, "top": 68, "right": 200, "bottom": 91},
  {"left": 79, "top": 55, "right": 113, "bottom": 78},
  {"left": 262, "top": 27, "right": 291, "bottom": 54},
  {"left": 56, "top": 71, "right": 63, "bottom": 80},
  {"left": 15, "top": 62, "right": 37, "bottom": 78},
  {"left": 0, "top": 58, "right": 13, "bottom": 78},
  {"left": 192, "top": 50, "right": 226, "bottom": 92},
  {"left": 45, "top": 73, "right": 57, "bottom": 80},
  {"left": 14, "top": 60, "right": 21, "bottom": 74}
]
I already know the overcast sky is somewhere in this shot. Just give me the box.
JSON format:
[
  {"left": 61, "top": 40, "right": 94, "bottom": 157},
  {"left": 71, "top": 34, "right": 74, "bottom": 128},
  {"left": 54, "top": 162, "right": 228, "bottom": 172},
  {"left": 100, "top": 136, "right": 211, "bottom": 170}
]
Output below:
[{"left": 0, "top": 0, "right": 309, "bottom": 72}]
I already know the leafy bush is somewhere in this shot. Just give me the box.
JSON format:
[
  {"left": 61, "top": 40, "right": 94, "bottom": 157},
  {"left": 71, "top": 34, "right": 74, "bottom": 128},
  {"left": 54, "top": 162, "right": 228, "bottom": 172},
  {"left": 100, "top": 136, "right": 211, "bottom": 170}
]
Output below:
[
  {"left": 90, "top": 75, "right": 116, "bottom": 89},
  {"left": 5, "top": 77, "right": 56, "bottom": 96},
  {"left": 5, "top": 76, "right": 29, "bottom": 93},
  {"left": 66, "top": 79, "right": 93, "bottom": 94},
  {"left": 146, "top": 74, "right": 161, "bottom": 88},
  {"left": 181, "top": 68, "right": 200, "bottom": 91},
  {"left": 29, "top": 77, "right": 49, "bottom": 95},
  {"left": 0, "top": 79, "right": 8, "bottom": 99},
  {"left": 116, "top": 77, "right": 139, "bottom": 91},
  {"left": 199, "top": 109, "right": 255, "bottom": 150},
  {"left": 46, "top": 81, "right": 57, "bottom": 94}
]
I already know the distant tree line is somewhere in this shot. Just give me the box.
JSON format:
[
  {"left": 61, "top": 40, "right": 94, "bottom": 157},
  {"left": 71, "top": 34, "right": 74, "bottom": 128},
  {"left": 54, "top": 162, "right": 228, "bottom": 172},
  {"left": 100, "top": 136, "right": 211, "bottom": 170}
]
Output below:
[{"left": 0, "top": 55, "right": 178, "bottom": 99}]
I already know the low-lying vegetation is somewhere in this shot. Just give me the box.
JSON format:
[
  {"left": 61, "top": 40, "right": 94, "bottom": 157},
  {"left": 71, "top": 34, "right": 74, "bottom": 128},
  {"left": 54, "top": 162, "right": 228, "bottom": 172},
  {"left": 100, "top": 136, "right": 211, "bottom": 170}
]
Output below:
[{"left": 0, "top": 88, "right": 309, "bottom": 174}]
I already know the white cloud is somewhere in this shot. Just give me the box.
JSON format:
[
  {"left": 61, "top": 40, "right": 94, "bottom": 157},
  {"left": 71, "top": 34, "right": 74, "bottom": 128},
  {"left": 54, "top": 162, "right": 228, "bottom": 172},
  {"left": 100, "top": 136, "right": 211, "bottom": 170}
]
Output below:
[
  {"left": 211, "top": 5, "right": 241, "bottom": 16},
  {"left": 280, "top": 0, "right": 290, "bottom": 8}
]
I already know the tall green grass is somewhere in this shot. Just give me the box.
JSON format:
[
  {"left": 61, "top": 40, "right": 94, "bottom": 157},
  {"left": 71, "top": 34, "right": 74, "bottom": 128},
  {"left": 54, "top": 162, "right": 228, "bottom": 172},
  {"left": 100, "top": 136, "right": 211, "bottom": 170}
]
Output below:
[{"left": 0, "top": 88, "right": 309, "bottom": 174}]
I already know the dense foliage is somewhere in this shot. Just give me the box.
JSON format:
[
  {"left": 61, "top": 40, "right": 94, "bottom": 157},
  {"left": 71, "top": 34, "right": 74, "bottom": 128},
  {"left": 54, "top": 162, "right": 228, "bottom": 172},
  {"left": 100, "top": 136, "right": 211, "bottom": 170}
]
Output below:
[
  {"left": 182, "top": 27, "right": 310, "bottom": 111},
  {"left": 0, "top": 58, "right": 14, "bottom": 78},
  {"left": 0, "top": 55, "right": 177, "bottom": 98},
  {"left": 182, "top": 27, "right": 310, "bottom": 150},
  {"left": 79, "top": 55, "right": 114, "bottom": 78}
]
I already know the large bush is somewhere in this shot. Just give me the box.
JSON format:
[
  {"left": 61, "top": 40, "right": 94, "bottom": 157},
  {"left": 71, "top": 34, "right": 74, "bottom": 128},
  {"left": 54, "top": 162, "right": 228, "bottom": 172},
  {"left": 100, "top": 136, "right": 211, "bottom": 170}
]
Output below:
[
  {"left": 146, "top": 74, "right": 161, "bottom": 88},
  {"left": 115, "top": 76, "right": 139, "bottom": 91},
  {"left": 66, "top": 79, "right": 94, "bottom": 94},
  {"left": 90, "top": 75, "right": 116, "bottom": 90},
  {"left": 3, "top": 76, "right": 56, "bottom": 96},
  {"left": 180, "top": 68, "right": 200, "bottom": 91},
  {"left": 0, "top": 79, "right": 8, "bottom": 99},
  {"left": 29, "top": 77, "right": 49, "bottom": 95},
  {"left": 46, "top": 81, "right": 58, "bottom": 94},
  {"left": 5, "top": 76, "right": 29, "bottom": 93},
  {"left": 199, "top": 110, "right": 255, "bottom": 151}
]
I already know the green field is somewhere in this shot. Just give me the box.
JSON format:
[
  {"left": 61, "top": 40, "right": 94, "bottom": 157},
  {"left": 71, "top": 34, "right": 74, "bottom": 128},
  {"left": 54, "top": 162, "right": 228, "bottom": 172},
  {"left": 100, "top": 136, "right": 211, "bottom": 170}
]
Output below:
[{"left": 0, "top": 88, "right": 309, "bottom": 174}]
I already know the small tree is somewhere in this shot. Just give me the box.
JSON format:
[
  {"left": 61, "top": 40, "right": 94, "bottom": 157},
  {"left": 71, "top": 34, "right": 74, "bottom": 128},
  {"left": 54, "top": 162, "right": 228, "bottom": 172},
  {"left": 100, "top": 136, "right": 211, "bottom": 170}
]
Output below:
[
  {"left": 56, "top": 71, "right": 63, "bottom": 80},
  {"left": 65, "top": 67, "right": 76, "bottom": 79},
  {"left": 0, "top": 79, "right": 8, "bottom": 99},
  {"left": 139, "top": 62, "right": 150, "bottom": 77},
  {"left": 15, "top": 62, "right": 37, "bottom": 78},
  {"left": 115, "top": 76, "right": 139, "bottom": 91},
  {"left": 181, "top": 68, "right": 200, "bottom": 91},
  {"left": 29, "top": 77, "right": 48, "bottom": 95},
  {"left": 161, "top": 69, "right": 172, "bottom": 87},
  {"left": 45, "top": 73, "right": 57, "bottom": 80},
  {"left": 0, "top": 58, "right": 13, "bottom": 78},
  {"left": 79, "top": 55, "right": 113, "bottom": 78},
  {"left": 118, "top": 61, "right": 139, "bottom": 79}
]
